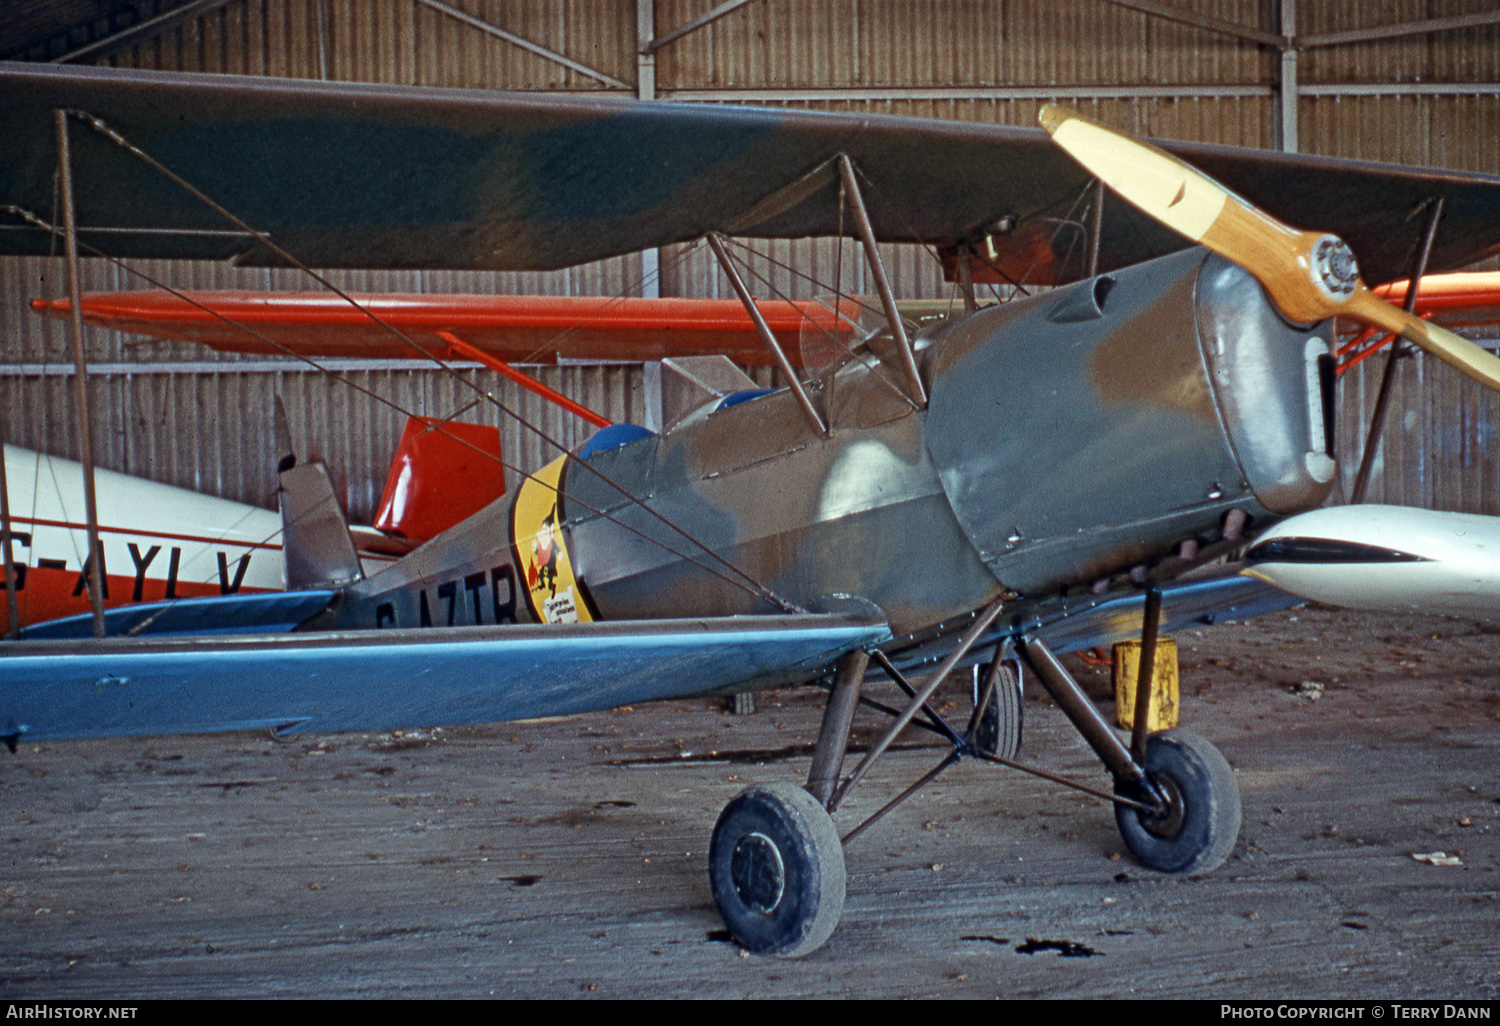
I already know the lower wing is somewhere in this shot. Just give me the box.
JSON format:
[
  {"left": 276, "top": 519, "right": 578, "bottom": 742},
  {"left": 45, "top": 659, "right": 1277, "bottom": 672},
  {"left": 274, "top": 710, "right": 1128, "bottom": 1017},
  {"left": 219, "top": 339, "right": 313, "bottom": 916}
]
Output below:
[{"left": 0, "top": 612, "right": 889, "bottom": 743}]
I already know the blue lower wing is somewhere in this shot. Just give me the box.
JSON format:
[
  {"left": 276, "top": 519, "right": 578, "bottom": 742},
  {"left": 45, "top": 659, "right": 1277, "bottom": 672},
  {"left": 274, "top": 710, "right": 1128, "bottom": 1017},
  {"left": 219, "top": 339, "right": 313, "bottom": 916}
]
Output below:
[
  {"left": 0, "top": 615, "right": 890, "bottom": 741},
  {"left": 17, "top": 591, "right": 339, "bottom": 640},
  {"left": 0, "top": 573, "right": 1290, "bottom": 744},
  {"left": 886, "top": 571, "right": 1301, "bottom": 675},
  {"left": 1036, "top": 573, "right": 1300, "bottom": 653}
]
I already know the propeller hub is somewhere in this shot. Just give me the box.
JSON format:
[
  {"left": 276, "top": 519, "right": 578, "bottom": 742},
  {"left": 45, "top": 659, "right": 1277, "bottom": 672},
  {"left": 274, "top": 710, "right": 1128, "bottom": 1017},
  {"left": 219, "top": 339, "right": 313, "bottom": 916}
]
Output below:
[{"left": 1310, "top": 235, "right": 1358, "bottom": 302}]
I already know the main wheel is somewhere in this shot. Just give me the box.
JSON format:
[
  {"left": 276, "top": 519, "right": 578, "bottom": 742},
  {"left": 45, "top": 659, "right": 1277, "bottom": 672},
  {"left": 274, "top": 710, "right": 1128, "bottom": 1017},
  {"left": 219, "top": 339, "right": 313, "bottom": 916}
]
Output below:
[
  {"left": 975, "top": 661, "right": 1023, "bottom": 760},
  {"left": 709, "top": 783, "right": 845, "bottom": 957},
  {"left": 1114, "top": 729, "right": 1240, "bottom": 875}
]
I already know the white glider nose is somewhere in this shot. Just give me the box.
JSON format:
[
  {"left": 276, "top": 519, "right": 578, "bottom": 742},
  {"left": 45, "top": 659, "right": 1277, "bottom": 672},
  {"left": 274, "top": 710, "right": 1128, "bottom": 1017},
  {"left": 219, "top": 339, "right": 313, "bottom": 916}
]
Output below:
[{"left": 1243, "top": 505, "right": 1500, "bottom": 617}]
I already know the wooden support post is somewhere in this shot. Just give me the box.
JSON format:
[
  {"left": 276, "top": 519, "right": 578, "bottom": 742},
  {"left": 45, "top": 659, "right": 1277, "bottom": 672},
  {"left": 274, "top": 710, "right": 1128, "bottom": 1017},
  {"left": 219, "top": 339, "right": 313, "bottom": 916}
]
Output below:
[
  {"left": 55, "top": 110, "right": 106, "bottom": 639},
  {"left": 1278, "top": 0, "right": 1299, "bottom": 154}
]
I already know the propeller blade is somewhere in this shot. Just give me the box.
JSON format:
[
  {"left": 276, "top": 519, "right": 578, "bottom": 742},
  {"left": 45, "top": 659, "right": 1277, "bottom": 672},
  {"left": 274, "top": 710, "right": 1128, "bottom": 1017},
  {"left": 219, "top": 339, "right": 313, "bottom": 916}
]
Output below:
[
  {"left": 1340, "top": 288, "right": 1500, "bottom": 390},
  {"left": 1039, "top": 105, "right": 1500, "bottom": 391}
]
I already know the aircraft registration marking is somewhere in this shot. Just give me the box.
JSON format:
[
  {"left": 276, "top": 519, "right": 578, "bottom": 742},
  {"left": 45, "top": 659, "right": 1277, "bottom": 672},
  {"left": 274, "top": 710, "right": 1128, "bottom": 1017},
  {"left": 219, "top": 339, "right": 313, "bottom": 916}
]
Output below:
[{"left": 512, "top": 454, "right": 594, "bottom": 624}]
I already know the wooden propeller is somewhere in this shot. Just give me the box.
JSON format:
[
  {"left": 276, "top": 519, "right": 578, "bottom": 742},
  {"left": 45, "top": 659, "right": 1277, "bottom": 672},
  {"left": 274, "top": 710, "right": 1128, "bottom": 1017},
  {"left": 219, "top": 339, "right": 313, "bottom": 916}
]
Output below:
[{"left": 1039, "top": 105, "right": 1500, "bottom": 392}]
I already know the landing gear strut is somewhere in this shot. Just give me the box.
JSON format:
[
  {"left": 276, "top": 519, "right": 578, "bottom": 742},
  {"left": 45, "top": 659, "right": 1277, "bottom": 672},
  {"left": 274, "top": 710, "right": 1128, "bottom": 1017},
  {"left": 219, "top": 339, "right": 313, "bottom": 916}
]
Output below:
[
  {"left": 1016, "top": 622, "right": 1241, "bottom": 877},
  {"left": 707, "top": 594, "right": 1243, "bottom": 957}
]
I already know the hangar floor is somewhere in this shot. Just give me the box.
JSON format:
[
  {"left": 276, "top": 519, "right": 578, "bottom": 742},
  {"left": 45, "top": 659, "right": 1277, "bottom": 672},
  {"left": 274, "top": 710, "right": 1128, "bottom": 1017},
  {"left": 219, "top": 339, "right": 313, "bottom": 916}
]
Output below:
[{"left": 1, "top": 606, "right": 1497, "bottom": 1000}]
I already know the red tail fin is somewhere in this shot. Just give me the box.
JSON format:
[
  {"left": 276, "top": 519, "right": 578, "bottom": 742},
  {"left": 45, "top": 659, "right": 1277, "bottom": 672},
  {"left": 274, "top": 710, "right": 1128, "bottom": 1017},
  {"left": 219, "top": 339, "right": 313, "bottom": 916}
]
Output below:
[{"left": 374, "top": 418, "right": 506, "bottom": 544}]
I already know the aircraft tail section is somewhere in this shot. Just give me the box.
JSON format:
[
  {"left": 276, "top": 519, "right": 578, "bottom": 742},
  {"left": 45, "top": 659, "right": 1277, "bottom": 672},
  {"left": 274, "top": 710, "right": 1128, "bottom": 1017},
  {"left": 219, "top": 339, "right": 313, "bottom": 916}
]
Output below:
[
  {"left": 373, "top": 416, "right": 506, "bottom": 545},
  {"left": 279, "top": 461, "right": 363, "bottom": 590},
  {"left": 275, "top": 398, "right": 363, "bottom": 591}
]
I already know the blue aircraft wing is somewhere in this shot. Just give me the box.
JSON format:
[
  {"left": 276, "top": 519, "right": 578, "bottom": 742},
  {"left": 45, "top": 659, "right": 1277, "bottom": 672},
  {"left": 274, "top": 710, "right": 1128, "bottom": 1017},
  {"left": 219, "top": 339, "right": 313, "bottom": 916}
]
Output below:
[
  {"left": 885, "top": 570, "right": 1301, "bottom": 676},
  {"left": 1035, "top": 572, "right": 1301, "bottom": 654},
  {"left": 16, "top": 590, "right": 341, "bottom": 640},
  {"left": 0, "top": 614, "right": 890, "bottom": 742},
  {"left": 0, "top": 572, "right": 1290, "bottom": 744}
]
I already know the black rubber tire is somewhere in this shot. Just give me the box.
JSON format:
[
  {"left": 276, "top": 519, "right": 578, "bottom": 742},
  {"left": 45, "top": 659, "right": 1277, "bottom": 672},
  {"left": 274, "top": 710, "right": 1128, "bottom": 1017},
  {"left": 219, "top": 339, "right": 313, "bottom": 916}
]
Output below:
[
  {"left": 1114, "top": 729, "right": 1241, "bottom": 875},
  {"left": 709, "top": 783, "right": 846, "bottom": 957},
  {"left": 975, "top": 661, "right": 1023, "bottom": 760}
]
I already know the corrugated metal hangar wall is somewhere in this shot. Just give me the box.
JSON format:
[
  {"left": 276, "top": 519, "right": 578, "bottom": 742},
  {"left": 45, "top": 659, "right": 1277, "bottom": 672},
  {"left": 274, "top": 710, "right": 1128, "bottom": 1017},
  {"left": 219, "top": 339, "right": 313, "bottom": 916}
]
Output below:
[{"left": 2, "top": 0, "right": 1498, "bottom": 523}]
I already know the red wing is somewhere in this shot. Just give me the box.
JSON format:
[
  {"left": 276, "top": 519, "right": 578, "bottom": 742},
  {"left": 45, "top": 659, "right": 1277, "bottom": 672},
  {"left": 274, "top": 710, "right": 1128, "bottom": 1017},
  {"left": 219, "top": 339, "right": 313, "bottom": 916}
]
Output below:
[
  {"left": 1334, "top": 271, "right": 1500, "bottom": 374},
  {"left": 32, "top": 291, "right": 840, "bottom": 366},
  {"left": 1372, "top": 271, "right": 1500, "bottom": 329}
]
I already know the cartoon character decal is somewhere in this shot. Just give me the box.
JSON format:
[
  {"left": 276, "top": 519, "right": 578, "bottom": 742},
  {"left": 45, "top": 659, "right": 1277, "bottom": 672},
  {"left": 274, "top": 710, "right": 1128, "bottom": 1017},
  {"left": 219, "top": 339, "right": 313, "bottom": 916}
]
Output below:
[
  {"left": 511, "top": 454, "right": 594, "bottom": 624},
  {"left": 528, "top": 508, "right": 559, "bottom": 596}
]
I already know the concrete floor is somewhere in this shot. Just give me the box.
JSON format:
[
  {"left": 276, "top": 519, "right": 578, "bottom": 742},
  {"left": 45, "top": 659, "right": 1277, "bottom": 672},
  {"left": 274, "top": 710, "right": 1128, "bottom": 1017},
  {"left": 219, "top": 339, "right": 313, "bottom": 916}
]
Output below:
[{"left": 2, "top": 606, "right": 1497, "bottom": 999}]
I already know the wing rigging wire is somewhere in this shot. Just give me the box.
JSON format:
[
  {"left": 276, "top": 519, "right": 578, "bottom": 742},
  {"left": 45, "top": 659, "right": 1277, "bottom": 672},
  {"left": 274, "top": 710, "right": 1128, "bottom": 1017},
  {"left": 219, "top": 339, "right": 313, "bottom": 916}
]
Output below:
[
  {"left": 32, "top": 210, "right": 798, "bottom": 609},
  {"left": 21, "top": 112, "right": 806, "bottom": 616},
  {"left": 842, "top": 157, "right": 1119, "bottom": 301},
  {"left": 10, "top": 124, "right": 1066, "bottom": 631},
  {"left": 1, "top": 180, "right": 94, "bottom": 630},
  {"left": 853, "top": 158, "right": 1067, "bottom": 294},
  {"left": 42, "top": 107, "right": 1113, "bottom": 622},
  {"left": 837, "top": 158, "right": 1031, "bottom": 302}
]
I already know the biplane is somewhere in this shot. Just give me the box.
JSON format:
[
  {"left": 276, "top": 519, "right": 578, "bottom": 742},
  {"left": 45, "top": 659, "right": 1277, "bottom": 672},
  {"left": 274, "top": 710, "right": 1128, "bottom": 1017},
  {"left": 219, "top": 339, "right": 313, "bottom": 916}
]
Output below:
[
  {"left": 4, "top": 62, "right": 1500, "bottom": 957},
  {"left": 17, "top": 271, "right": 1500, "bottom": 634}
]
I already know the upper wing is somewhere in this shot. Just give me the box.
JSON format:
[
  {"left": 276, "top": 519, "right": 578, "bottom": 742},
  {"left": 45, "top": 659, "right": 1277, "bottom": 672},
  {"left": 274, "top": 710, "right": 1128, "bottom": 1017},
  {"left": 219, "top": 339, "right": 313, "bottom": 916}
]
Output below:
[
  {"left": 4, "top": 62, "right": 1500, "bottom": 285},
  {"left": 0, "top": 612, "right": 890, "bottom": 741},
  {"left": 30, "top": 290, "right": 822, "bottom": 365}
]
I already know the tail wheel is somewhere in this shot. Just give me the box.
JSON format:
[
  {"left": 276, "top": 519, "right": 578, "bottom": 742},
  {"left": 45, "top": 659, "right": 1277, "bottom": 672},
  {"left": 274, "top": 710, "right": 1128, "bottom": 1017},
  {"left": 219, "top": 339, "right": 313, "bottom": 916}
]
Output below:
[
  {"left": 1115, "top": 729, "right": 1241, "bottom": 875},
  {"left": 709, "top": 783, "right": 845, "bottom": 957}
]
